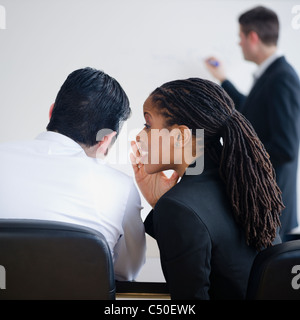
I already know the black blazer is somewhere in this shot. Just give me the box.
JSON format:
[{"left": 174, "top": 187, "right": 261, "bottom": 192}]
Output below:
[
  {"left": 144, "top": 157, "right": 281, "bottom": 300},
  {"left": 222, "top": 56, "right": 300, "bottom": 237}
]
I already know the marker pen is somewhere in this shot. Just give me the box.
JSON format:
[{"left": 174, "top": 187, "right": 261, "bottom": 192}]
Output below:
[{"left": 208, "top": 60, "right": 219, "bottom": 67}]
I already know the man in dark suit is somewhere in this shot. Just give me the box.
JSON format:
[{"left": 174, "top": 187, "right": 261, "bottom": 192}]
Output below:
[{"left": 205, "top": 6, "right": 300, "bottom": 239}]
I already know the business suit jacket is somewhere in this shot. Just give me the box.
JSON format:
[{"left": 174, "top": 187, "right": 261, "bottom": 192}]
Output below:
[
  {"left": 222, "top": 56, "right": 300, "bottom": 237},
  {"left": 144, "top": 156, "right": 281, "bottom": 300}
]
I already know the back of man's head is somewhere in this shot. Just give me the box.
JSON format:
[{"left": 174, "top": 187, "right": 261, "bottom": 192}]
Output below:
[
  {"left": 47, "top": 67, "right": 131, "bottom": 147},
  {"left": 239, "top": 6, "right": 279, "bottom": 46}
]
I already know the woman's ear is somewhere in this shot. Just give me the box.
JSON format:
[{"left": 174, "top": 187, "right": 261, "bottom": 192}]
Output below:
[{"left": 175, "top": 125, "right": 192, "bottom": 147}]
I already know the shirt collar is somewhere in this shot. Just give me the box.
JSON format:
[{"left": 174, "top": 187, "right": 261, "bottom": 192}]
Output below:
[
  {"left": 35, "top": 132, "right": 108, "bottom": 164},
  {"left": 35, "top": 131, "right": 84, "bottom": 152},
  {"left": 253, "top": 51, "right": 282, "bottom": 81}
]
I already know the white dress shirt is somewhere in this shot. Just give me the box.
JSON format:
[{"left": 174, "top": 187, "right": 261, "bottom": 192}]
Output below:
[
  {"left": 252, "top": 51, "right": 282, "bottom": 83},
  {"left": 0, "top": 131, "right": 146, "bottom": 281}
]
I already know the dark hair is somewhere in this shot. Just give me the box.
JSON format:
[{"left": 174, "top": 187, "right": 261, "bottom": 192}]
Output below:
[
  {"left": 150, "top": 78, "right": 283, "bottom": 251},
  {"left": 47, "top": 67, "right": 131, "bottom": 147},
  {"left": 238, "top": 6, "right": 279, "bottom": 46}
]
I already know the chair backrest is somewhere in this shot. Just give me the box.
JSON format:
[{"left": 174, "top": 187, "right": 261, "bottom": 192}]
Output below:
[
  {"left": 246, "top": 240, "right": 300, "bottom": 300},
  {"left": 0, "top": 219, "right": 115, "bottom": 300}
]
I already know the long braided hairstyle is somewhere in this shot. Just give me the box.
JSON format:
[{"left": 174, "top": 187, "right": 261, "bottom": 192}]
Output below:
[{"left": 150, "top": 78, "right": 283, "bottom": 251}]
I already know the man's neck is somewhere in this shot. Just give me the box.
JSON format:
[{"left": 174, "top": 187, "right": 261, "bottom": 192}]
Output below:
[
  {"left": 254, "top": 46, "right": 277, "bottom": 65},
  {"left": 80, "top": 144, "right": 98, "bottom": 158}
]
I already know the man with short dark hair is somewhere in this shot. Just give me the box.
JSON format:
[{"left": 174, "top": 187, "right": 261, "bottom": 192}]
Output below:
[
  {"left": 205, "top": 6, "right": 300, "bottom": 239},
  {"left": 0, "top": 67, "right": 146, "bottom": 281}
]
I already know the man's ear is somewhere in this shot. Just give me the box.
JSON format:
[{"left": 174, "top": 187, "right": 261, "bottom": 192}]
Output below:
[
  {"left": 248, "top": 30, "right": 259, "bottom": 45},
  {"left": 97, "top": 131, "right": 117, "bottom": 156},
  {"left": 49, "top": 103, "right": 54, "bottom": 119}
]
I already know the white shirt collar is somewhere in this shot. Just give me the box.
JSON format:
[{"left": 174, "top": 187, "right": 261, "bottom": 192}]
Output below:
[
  {"left": 253, "top": 51, "right": 282, "bottom": 81},
  {"left": 35, "top": 131, "right": 107, "bottom": 164},
  {"left": 35, "top": 131, "right": 87, "bottom": 156},
  {"left": 35, "top": 131, "right": 82, "bottom": 148}
]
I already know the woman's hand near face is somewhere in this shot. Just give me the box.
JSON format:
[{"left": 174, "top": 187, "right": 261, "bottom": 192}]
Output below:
[{"left": 130, "top": 141, "right": 179, "bottom": 208}]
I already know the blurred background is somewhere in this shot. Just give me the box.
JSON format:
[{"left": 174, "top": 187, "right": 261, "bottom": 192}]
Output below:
[{"left": 1, "top": 0, "right": 299, "bottom": 281}]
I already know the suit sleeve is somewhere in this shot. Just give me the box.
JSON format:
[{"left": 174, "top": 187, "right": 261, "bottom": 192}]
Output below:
[
  {"left": 263, "top": 74, "right": 300, "bottom": 166},
  {"left": 144, "top": 209, "right": 156, "bottom": 238},
  {"left": 221, "top": 80, "right": 247, "bottom": 111},
  {"left": 153, "top": 197, "right": 212, "bottom": 300}
]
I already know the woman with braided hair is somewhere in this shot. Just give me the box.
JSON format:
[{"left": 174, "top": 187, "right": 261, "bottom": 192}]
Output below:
[{"left": 130, "top": 78, "right": 283, "bottom": 300}]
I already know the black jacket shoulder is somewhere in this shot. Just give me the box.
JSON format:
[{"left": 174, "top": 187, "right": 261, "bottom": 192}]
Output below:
[{"left": 146, "top": 164, "right": 262, "bottom": 299}]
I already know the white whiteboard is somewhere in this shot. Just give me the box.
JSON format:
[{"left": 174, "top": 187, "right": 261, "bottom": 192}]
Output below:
[{"left": 1, "top": 0, "right": 300, "bottom": 226}]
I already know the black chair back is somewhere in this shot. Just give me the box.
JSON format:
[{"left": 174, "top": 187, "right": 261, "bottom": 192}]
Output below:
[
  {"left": 0, "top": 219, "right": 115, "bottom": 300},
  {"left": 246, "top": 240, "right": 300, "bottom": 300}
]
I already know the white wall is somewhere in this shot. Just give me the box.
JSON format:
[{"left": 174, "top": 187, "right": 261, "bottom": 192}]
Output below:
[{"left": 1, "top": 0, "right": 300, "bottom": 266}]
